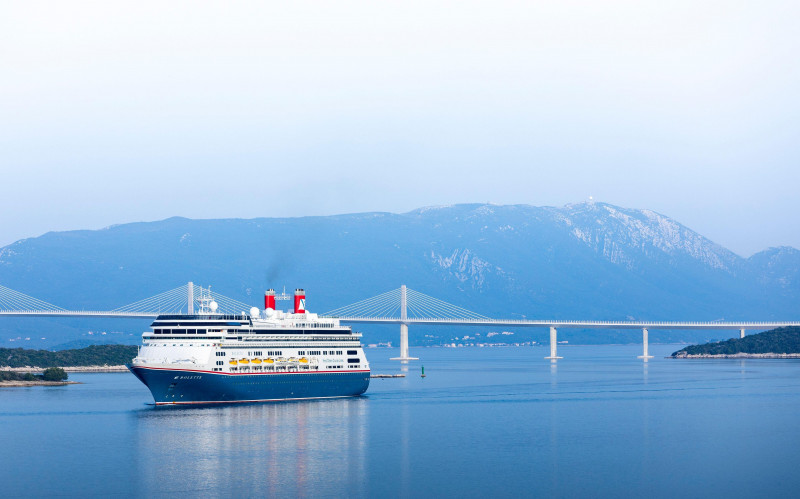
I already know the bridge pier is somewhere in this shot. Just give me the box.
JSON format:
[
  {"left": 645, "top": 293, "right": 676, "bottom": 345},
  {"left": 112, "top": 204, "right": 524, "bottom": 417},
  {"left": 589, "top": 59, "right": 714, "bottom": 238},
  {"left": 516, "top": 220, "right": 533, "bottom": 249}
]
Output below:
[
  {"left": 545, "top": 327, "right": 563, "bottom": 360},
  {"left": 740, "top": 328, "right": 745, "bottom": 339},
  {"left": 638, "top": 328, "right": 654, "bottom": 360},
  {"left": 391, "top": 323, "right": 418, "bottom": 361},
  {"left": 391, "top": 285, "right": 418, "bottom": 361}
]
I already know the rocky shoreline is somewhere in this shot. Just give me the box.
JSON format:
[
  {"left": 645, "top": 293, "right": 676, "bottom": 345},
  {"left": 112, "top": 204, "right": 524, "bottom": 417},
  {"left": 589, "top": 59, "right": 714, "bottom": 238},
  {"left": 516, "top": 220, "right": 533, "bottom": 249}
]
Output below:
[
  {"left": 0, "top": 365, "right": 129, "bottom": 373},
  {"left": 672, "top": 352, "right": 800, "bottom": 359}
]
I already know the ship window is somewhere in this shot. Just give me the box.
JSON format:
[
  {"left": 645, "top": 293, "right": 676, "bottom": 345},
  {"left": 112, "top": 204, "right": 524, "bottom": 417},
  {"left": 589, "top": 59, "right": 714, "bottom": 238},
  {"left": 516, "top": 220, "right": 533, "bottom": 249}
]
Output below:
[
  {"left": 347, "top": 358, "right": 359, "bottom": 363},
  {"left": 347, "top": 350, "right": 357, "bottom": 355}
]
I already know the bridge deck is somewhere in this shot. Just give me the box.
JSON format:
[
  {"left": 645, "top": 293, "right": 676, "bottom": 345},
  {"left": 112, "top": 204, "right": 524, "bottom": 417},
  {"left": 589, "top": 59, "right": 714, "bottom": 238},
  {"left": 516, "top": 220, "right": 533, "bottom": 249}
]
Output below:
[
  {"left": 334, "top": 317, "right": 800, "bottom": 330},
  {"left": 3, "top": 311, "right": 796, "bottom": 330}
]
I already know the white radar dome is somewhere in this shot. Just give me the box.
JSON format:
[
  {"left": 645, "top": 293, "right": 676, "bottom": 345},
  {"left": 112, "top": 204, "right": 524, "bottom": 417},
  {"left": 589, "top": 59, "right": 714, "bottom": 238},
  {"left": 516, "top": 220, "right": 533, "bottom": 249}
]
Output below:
[
  {"left": 249, "top": 306, "right": 260, "bottom": 318},
  {"left": 265, "top": 308, "right": 276, "bottom": 318},
  {"left": 209, "top": 301, "right": 218, "bottom": 312}
]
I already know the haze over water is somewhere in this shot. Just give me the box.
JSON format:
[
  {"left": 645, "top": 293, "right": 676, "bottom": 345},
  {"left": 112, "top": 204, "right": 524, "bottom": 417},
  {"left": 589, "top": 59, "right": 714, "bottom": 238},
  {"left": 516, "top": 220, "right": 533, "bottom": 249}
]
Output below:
[{"left": 4, "top": 345, "right": 800, "bottom": 498}]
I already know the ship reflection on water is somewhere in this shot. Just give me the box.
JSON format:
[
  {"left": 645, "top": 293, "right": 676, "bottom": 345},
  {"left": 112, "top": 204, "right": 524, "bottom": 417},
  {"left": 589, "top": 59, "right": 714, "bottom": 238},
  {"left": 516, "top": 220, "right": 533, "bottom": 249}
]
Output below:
[{"left": 133, "top": 398, "right": 368, "bottom": 496}]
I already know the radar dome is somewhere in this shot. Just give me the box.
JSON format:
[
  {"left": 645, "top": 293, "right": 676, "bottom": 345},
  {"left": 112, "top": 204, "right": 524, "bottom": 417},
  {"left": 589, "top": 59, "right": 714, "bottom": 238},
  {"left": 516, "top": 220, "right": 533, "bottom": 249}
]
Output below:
[
  {"left": 209, "top": 301, "right": 219, "bottom": 312},
  {"left": 249, "top": 306, "right": 260, "bottom": 318},
  {"left": 265, "top": 308, "right": 276, "bottom": 318}
]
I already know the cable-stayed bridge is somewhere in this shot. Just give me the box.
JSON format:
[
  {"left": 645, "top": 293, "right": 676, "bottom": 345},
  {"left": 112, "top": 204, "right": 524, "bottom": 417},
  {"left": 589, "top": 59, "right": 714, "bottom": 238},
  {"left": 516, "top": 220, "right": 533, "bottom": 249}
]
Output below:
[
  {"left": 322, "top": 285, "right": 800, "bottom": 360},
  {"left": 1, "top": 282, "right": 799, "bottom": 360},
  {"left": 0, "top": 282, "right": 252, "bottom": 319}
]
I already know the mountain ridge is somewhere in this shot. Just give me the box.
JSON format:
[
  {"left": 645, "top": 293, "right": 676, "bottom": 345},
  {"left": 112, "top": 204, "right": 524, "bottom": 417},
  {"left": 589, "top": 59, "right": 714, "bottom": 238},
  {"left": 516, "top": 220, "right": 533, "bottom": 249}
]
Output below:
[{"left": 0, "top": 202, "right": 797, "bottom": 347}]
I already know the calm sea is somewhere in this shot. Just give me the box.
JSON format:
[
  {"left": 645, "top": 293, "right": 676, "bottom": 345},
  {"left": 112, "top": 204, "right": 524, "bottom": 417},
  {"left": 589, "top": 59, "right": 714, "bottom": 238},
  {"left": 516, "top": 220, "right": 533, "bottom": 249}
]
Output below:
[{"left": 3, "top": 344, "right": 800, "bottom": 498}]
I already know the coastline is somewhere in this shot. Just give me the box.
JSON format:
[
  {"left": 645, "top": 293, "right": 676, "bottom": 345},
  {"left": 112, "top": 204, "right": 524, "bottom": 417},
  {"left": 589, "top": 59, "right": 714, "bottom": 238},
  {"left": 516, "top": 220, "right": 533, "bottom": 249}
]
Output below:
[
  {"left": 672, "top": 353, "right": 800, "bottom": 359},
  {"left": 1, "top": 365, "right": 129, "bottom": 373},
  {"left": 0, "top": 380, "right": 81, "bottom": 387}
]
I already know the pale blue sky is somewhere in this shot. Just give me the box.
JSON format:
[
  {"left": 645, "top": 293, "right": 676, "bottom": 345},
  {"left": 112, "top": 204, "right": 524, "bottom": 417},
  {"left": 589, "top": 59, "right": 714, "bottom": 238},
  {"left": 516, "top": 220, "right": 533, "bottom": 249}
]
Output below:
[{"left": 1, "top": 0, "right": 798, "bottom": 256}]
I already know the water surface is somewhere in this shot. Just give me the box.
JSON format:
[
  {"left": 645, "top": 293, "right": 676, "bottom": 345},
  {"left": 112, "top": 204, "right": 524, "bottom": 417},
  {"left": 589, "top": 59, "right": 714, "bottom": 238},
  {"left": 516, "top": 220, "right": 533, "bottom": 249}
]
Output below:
[{"left": 3, "top": 345, "right": 799, "bottom": 498}]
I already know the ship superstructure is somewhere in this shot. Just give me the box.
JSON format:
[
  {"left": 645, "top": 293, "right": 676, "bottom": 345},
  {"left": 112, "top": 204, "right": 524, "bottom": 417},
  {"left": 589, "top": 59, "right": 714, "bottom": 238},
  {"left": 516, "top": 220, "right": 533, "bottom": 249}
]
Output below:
[{"left": 129, "top": 288, "right": 370, "bottom": 405}]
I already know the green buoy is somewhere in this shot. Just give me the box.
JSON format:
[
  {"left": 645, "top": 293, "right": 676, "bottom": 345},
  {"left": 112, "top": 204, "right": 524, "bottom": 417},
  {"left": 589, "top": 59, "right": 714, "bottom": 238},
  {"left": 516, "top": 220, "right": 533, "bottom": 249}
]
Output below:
[{"left": 421, "top": 366, "right": 426, "bottom": 378}]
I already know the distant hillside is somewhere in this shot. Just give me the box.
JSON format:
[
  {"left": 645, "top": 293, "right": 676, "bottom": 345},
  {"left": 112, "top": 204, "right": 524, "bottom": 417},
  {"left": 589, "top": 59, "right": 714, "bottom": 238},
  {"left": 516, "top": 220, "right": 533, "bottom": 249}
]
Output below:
[
  {"left": 0, "top": 345, "right": 138, "bottom": 368},
  {"left": 0, "top": 202, "right": 798, "bottom": 346},
  {"left": 671, "top": 327, "right": 800, "bottom": 357}
]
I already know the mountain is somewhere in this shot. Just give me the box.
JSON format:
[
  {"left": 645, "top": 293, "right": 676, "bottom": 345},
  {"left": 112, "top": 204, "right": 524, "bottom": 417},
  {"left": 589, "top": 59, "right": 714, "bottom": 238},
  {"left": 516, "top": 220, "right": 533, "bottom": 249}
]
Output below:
[{"left": 0, "top": 202, "right": 797, "bottom": 347}]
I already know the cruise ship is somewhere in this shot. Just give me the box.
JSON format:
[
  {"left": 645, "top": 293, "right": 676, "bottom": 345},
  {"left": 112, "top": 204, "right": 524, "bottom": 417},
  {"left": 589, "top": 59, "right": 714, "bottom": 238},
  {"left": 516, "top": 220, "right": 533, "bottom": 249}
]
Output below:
[{"left": 128, "top": 288, "right": 370, "bottom": 405}]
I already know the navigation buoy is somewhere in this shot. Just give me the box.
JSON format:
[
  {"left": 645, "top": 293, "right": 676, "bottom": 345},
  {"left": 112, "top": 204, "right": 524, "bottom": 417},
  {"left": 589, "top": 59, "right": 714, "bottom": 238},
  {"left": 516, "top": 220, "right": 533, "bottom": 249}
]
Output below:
[{"left": 421, "top": 366, "right": 426, "bottom": 378}]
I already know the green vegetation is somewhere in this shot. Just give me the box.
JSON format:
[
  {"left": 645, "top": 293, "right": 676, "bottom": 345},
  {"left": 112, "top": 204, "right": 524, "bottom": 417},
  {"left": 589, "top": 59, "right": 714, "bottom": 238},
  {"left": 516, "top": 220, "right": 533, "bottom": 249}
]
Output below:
[
  {"left": 0, "top": 369, "right": 68, "bottom": 382},
  {"left": 42, "top": 367, "right": 68, "bottom": 381},
  {"left": 672, "top": 327, "right": 800, "bottom": 357},
  {"left": 0, "top": 344, "right": 137, "bottom": 368}
]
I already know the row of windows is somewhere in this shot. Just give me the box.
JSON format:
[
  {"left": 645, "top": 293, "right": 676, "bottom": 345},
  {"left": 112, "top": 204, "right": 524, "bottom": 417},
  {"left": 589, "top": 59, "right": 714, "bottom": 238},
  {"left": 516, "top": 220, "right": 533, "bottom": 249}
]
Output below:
[
  {"left": 156, "top": 314, "right": 247, "bottom": 320},
  {"left": 215, "top": 352, "right": 226, "bottom": 357},
  {"left": 153, "top": 329, "right": 214, "bottom": 335},
  {"left": 153, "top": 328, "right": 354, "bottom": 336},
  {"left": 147, "top": 343, "right": 216, "bottom": 347},
  {"left": 145, "top": 336, "right": 222, "bottom": 341}
]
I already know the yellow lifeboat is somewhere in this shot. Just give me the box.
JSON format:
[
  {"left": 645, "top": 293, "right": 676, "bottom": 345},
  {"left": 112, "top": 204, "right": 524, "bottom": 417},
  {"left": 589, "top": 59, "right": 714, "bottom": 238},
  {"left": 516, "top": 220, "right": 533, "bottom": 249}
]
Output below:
[
  {"left": 229, "top": 359, "right": 238, "bottom": 365},
  {"left": 264, "top": 358, "right": 274, "bottom": 364},
  {"left": 289, "top": 357, "right": 299, "bottom": 362},
  {"left": 299, "top": 357, "right": 309, "bottom": 364},
  {"left": 251, "top": 358, "right": 262, "bottom": 364},
  {"left": 239, "top": 358, "right": 250, "bottom": 364}
]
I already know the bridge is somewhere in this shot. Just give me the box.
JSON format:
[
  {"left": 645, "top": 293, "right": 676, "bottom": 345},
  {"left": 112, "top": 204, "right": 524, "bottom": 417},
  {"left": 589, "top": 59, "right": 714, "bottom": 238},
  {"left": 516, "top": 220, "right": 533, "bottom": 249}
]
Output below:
[{"left": 2, "top": 282, "right": 798, "bottom": 361}]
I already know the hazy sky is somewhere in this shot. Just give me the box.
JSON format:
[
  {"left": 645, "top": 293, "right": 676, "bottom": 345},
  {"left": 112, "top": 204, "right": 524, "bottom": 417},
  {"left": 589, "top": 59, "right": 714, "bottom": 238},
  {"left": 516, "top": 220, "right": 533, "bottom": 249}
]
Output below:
[{"left": 1, "top": 1, "right": 798, "bottom": 256}]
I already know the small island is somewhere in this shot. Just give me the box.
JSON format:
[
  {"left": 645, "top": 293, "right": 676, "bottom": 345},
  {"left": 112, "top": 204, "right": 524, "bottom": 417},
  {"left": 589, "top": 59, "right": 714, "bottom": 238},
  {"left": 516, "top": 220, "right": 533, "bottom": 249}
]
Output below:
[
  {"left": 0, "top": 344, "right": 137, "bottom": 386},
  {"left": 672, "top": 326, "right": 800, "bottom": 358},
  {"left": 0, "top": 367, "right": 76, "bottom": 386}
]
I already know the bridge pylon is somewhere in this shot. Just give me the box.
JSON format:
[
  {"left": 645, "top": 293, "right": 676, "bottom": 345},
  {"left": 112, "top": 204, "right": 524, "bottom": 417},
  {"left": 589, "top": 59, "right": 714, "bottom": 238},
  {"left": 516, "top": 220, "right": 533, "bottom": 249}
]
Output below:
[{"left": 391, "top": 285, "right": 418, "bottom": 361}]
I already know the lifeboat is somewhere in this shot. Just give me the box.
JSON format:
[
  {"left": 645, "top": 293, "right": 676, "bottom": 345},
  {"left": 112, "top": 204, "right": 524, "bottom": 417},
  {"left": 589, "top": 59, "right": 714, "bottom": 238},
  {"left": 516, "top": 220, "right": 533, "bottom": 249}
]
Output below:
[
  {"left": 239, "top": 358, "right": 250, "bottom": 364},
  {"left": 289, "top": 357, "right": 299, "bottom": 362},
  {"left": 229, "top": 359, "right": 238, "bottom": 365},
  {"left": 299, "top": 357, "right": 309, "bottom": 364},
  {"left": 264, "top": 358, "right": 274, "bottom": 364},
  {"left": 251, "top": 358, "right": 262, "bottom": 364}
]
